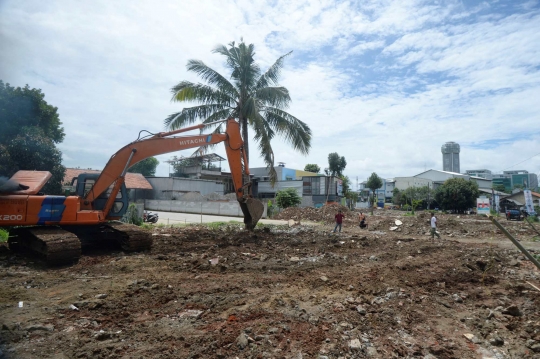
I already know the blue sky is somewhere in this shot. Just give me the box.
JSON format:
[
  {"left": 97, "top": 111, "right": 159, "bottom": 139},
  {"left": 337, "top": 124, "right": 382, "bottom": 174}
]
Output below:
[{"left": 1, "top": 0, "right": 539, "bottom": 186}]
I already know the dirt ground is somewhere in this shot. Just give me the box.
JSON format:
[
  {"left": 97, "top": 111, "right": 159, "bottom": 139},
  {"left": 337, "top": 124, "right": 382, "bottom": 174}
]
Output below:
[{"left": 1, "top": 210, "right": 540, "bottom": 359}]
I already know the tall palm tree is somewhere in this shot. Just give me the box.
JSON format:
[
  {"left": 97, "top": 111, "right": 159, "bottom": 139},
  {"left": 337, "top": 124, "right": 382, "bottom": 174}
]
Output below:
[{"left": 165, "top": 40, "right": 311, "bottom": 183}]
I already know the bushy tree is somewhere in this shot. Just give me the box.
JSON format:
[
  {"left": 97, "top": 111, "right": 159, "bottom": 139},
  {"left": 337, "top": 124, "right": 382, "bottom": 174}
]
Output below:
[
  {"left": 325, "top": 153, "right": 346, "bottom": 177},
  {"left": 0, "top": 82, "right": 66, "bottom": 194},
  {"left": 0, "top": 81, "right": 64, "bottom": 144},
  {"left": 1, "top": 128, "right": 65, "bottom": 194},
  {"left": 366, "top": 172, "right": 383, "bottom": 214},
  {"left": 340, "top": 175, "right": 357, "bottom": 208},
  {"left": 128, "top": 157, "right": 159, "bottom": 177},
  {"left": 166, "top": 40, "right": 311, "bottom": 184},
  {"left": 275, "top": 188, "right": 301, "bottom": 208},
  {"left": 435, "top": 178, "right": 479, "bottom": 212},
  {"left": 493, "top": 184, "right": 507, "bottom": 193},
  {"left": 392, "top": 188, "right": 401, "bottom": 205},
  {"left": 304, "top": 164, "right": 320, "bottom": 173}
]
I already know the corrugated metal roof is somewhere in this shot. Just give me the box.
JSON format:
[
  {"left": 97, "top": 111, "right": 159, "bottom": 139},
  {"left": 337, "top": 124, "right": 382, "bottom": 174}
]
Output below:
[{"left": 64, "top": 168, "right": 153, "bottom": 190}]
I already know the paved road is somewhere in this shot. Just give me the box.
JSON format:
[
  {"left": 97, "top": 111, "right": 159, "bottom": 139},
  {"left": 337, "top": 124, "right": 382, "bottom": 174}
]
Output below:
[{"left": 149, "top": 210, "right": 288, "bottom": 226}]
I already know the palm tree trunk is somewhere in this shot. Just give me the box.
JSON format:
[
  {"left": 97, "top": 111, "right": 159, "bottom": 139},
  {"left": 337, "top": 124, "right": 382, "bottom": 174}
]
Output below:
[{"left": 241, "top": 116, "right": 249, "bottom": 161}]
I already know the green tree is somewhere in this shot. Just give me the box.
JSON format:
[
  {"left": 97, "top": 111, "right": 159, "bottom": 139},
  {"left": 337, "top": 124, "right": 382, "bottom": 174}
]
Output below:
[
  {"left": 366, "top": 172, "right": 383, "bottom": 214},
  {"left": 513, "top": 184, "right": 524, "bottom": 190},
  {"left": 435, "top": 178, "right": 480, "bottom": 213},
  {"left": 0, "top": 81, "right": 64, "bottom": 143},
  {"left": 493, "top": 183, "right": 507, "bottom": 193},
  {"left": 1, "top": 128, "right": 65, "bottom": 194},
  {"left": 340, "top": 175, "right": 358, "bottom": 209},
  {"left": 0, "top": 83, "right": 66, "bottom": 194},
  {"left": 128, "top": 157, "right": 159, "bottom": 177},
  {"left": 326, "top": 153, "right": 346, "bottom": 177},
  {"left": 392, "top": 187, "right": 401, "bottom": 205},
  {"left": 275, "top": 188, "right": 301, "bottom": 208},
  {"left": 166, "top": 40, "right": 311, "bottom": 184},
  {"left": 304, "top": 164, "right": 320, "bottom": 173}
]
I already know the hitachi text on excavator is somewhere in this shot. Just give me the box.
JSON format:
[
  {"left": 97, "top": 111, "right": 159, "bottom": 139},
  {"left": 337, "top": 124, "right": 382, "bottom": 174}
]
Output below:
[{"left": 0, "top": 118, "right": 264, "bottom": 265}]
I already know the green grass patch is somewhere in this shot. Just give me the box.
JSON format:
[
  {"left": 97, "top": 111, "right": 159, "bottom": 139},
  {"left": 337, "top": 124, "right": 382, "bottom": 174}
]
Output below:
[
  {"left": 0, "top": 228, "right": 8, "bottom": 243},
  {"left": 403, "top": 212, "right": 415, "bottom": 217}
]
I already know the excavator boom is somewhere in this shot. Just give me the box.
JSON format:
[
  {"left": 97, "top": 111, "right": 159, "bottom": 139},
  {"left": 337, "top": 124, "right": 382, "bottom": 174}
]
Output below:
[{"left": 82, "top": 118, "right": 263, "bottom": 229}]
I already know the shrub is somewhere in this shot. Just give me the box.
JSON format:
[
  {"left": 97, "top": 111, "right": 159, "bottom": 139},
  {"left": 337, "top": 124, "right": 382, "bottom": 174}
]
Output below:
[
  {"left": 275, "top": 188, "right": 301, "bottom": 209},
  {"left": 122, "top": 203, "right": 142, "bottom": 225},
  {"left": 0, "top": 228, "right": 8, "bottom": 243}
]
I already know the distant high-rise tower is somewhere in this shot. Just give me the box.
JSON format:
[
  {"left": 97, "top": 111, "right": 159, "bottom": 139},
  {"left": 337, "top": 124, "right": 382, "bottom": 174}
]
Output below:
[{"left": 441, "top": 142, "right": 460, "bottom": 173}]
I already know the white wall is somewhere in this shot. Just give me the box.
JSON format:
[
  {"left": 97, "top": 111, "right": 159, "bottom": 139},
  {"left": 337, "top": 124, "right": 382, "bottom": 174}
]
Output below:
[
  {"left": 414, "top": 170, "right": 467, "bottom": 182},
  {"left": 145, "top": 200, "right": 267, "bottom": 218},
  {"left": 147, "top": 177, "right": 224, "bottom": 200},
  {"left": 395, "top": 177, "right": 433, "bottom": 190}
]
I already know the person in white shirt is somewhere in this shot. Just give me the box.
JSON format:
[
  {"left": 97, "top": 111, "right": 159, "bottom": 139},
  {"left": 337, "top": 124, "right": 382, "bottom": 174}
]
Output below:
[{"left": 430, "top": 213, "right": 441, "bottom": 239}]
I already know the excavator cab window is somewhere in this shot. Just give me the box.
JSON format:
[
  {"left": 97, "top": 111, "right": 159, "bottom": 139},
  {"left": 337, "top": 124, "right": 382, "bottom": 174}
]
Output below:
[{"left": 75, "top": 174, "right": 128, "bottom": 218}]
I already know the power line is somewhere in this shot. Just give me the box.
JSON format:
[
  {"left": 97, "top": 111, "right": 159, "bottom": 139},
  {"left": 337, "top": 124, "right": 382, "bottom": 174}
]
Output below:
[{"left": 501, "top": 151, "right": 540, "bottom": 172}]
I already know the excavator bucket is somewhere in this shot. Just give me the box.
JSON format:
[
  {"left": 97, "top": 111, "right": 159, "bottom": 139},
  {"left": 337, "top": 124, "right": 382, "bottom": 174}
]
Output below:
[{"left": 239, "top": 198, "right": 264, "bottom": 230}]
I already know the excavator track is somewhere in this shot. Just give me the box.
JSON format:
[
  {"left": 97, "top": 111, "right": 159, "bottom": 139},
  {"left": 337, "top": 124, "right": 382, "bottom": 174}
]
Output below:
[
  {"left": 8, "top": 227, "right": 81, "bottom": 266},
  {"left": 104, "top": 222, "right": 153, "bottom": 251},
  {"left": 65, "top": 222, "right": 153, "bottom": 252}
]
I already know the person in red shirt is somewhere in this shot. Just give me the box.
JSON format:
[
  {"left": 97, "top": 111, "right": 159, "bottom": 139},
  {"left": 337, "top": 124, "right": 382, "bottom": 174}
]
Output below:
[{"left": 333, "top": 210, "right": 345, "bottom": 233}]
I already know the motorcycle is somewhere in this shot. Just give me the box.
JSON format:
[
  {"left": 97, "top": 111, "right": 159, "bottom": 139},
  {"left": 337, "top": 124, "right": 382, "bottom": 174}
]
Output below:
[{"left": 143, "top": 211, "right": 159, "bottom": 224}]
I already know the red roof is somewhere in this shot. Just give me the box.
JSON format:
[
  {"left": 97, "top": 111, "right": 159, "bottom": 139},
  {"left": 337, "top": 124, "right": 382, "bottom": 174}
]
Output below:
[{"left": 64, "top": 168, "right": 153, "bottom": 190}]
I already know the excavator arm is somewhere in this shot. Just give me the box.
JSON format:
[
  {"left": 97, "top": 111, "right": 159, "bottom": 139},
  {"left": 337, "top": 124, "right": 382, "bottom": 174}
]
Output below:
[{"left": 83, "top": 118, "right": 263, "bottom": 229}]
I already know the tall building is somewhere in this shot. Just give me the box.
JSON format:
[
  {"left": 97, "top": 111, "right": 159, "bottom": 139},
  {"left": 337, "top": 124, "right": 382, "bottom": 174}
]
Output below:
[
  {"left": 493, "top": 170, "right": 539, "bottom": 192},
  {"left": 441, "top": 142, "right": 460, "bottom": 173},
  {"left": 465, "top": 169, "right": 493, "bottom": 180}
]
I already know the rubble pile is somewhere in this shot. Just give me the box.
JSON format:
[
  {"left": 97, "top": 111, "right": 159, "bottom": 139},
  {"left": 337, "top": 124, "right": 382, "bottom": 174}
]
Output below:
[
  {"left": 1, "top": 213, "right": 540, "bottom": 358},
  {"left": 274, "top": 204, "right": 354, "bottom": 224}
]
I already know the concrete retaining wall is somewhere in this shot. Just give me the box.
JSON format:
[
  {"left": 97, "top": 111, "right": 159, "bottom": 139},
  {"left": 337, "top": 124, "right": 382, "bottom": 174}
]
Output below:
[
  {"left": 146, "top": 177, "right": 224, "bottom": 200},
  {"left": 145, "top": 200, "right": 267, "bottom": 218}
]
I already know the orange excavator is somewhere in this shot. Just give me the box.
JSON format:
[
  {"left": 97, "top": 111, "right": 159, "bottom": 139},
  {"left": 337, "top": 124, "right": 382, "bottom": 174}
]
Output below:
[{"left": 0, "top": 118, "right": 264, "bottom": 265}]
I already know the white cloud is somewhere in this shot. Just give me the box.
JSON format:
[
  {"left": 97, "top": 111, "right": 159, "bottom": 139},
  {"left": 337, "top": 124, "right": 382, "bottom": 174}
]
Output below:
[{"left": 0, "top": 0, "right": 539, "bottom": 185}]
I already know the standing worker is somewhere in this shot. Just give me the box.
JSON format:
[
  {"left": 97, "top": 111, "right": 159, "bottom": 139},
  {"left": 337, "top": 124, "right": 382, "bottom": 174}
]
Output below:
[
  {"left": 333, "top": 209, "right": 345, "bottom": 233},
  {"left": 430, "top": 212, "right": 441, "bottom": 239}
]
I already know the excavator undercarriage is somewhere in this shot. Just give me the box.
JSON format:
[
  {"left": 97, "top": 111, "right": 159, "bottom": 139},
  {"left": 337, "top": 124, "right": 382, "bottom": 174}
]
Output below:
[{"left": 8, "top": 223, "right": 153, "bottom": 265}]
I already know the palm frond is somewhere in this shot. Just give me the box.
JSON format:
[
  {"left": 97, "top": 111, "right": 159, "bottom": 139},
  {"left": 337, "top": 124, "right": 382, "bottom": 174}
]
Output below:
[
  {"left": 215, "top": 42, "right": 260, "bottom": 91},
  {"left": 186, "top": 60, "right": 238, "bottom": 96},
  {"left": 242, "top": 97, "right": 259, "bottom": 120},
  {"left": 264, "top": 108, "right": 311, "bottom": 155},
  {"left": 171, "top": 82, "right": 234, "bottom": 106},
  {"left": 251, "top": 114, "right": 277, "bottom": 184},
  {"left": 164, "top": 104, "right": 227, "bottom": 129},
  {"left": 255, "top": 86, "right": 291, "bottom": 109},
  {"left": 256, "top": 51, "right": 292, "bottom": 89}
]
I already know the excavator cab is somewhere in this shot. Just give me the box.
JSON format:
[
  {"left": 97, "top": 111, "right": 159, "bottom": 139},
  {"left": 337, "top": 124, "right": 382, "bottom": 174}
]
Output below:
[{"left": 72, "top": 174, "right": 128, "bottom": 219}]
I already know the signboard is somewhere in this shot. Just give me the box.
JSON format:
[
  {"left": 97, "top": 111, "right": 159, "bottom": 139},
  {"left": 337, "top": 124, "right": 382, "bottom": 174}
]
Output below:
[
  {"left": 477, "top": 197, "right": 490, "bottom": 215},
  {"left": 524, "top": 190, "right": 535, "bottom": 215},
  {"left": 337, "top": 179, "right": 343, "bottom": 196},
  {"left": 493, "top": 194, "right": 500, "bottom": 213}
]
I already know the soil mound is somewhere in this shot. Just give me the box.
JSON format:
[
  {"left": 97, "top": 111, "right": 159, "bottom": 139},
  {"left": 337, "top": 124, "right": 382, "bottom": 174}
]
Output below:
[{"left": 274, "top": 203, "right": 352, "bottom": 224}]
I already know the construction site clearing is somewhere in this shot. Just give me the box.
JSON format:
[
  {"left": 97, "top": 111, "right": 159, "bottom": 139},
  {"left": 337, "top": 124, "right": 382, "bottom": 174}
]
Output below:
[{"left": 1, "top": 206, "right": 540, "bottom": 359}]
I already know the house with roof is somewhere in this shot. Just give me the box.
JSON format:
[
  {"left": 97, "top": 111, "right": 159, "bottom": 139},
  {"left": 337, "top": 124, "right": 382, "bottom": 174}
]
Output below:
[
  {"left": 63, "top": 168, "right": 153, "bottom": 201},
  {"left": 500, "top": 190, "right": 540, "bottom": 210},
  {"left": 413, "top": 169, "right": 492, "bottom": 189}
]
